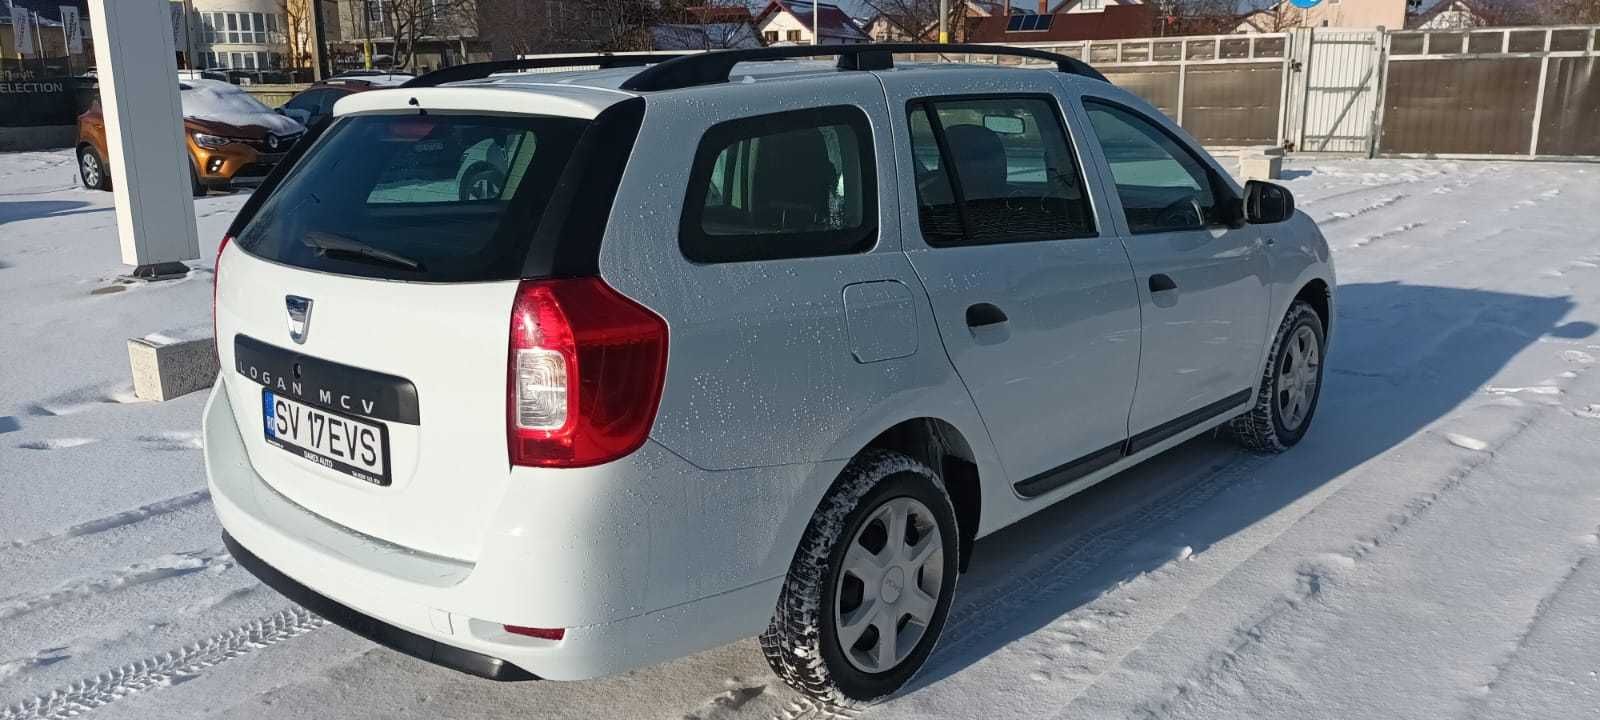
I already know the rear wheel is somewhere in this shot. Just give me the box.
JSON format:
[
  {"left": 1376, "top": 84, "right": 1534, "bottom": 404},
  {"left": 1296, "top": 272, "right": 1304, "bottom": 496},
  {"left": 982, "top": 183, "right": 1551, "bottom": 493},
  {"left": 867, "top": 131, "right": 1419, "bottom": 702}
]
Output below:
[
  {"left": 760, "top": 449, "right": 959, "bottom": 708},
  {"left": 78, "top": 146, "right": 109, "bottom": 190},
  {"left": 1230, "top": 301, "right": 1326, "bottom": 452}
]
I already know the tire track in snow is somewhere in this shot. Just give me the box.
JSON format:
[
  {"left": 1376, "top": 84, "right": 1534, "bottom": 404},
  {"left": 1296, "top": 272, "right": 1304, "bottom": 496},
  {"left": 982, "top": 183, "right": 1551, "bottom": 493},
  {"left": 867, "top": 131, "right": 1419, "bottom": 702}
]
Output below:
[
  {"left": 1126, "top": 397, "right": 1552, "bottom": 720},
  {"left": 0, "top": 608, "right": 324, "bottom": 720},
  {"left": 0, "top": 549, "right": 230, "bottom": 622},
  {"left": 2, "top": 490, "right": 211, "bottom": 551},
  {"left": 1463, "top": 528, "right": 1600, "bottom": 718},
  {"left": 930, "top": 450, "right": 1272, "bottom": 672},
  {"left": 1319, "top": 193, "right": 1409, "bottom": 225},
  {"left": 1349, "top": 221, "right": 1425, "bottom": 249}
]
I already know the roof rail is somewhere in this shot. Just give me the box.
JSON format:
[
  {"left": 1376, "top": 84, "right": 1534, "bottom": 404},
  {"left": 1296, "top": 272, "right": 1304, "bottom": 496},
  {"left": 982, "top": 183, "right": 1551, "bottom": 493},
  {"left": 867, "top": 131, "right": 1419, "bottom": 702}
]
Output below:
[
  {"left": 402, "top": 53, "right": 692, "bottom": 88},
  {"left": 618, "top": 43, "right": 1106, "bottom": 92}
]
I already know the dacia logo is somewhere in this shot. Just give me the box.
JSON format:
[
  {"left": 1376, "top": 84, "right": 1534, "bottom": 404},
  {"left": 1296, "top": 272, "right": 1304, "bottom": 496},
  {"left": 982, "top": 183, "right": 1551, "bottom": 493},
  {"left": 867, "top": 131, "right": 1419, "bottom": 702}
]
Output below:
[{"left": 285, "top": 295, "right": 313, "bottom": 344}]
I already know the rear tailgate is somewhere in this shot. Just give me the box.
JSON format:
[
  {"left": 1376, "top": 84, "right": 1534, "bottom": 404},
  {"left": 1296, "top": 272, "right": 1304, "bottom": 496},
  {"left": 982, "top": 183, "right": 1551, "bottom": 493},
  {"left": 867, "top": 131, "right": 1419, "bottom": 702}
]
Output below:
[
  {"left": 217, "top": 252, "right": 515, "bottom": 561},
  {"left": 214, "top": 86, "right": 641, "bottom": 561}
]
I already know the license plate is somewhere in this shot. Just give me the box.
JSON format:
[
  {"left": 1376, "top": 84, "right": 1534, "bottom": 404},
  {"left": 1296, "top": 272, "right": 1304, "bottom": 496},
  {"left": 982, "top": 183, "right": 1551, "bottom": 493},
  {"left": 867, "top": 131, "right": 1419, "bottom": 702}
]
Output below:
[{"left": 262, "top": 389, "right": 391, "bottom": 486}]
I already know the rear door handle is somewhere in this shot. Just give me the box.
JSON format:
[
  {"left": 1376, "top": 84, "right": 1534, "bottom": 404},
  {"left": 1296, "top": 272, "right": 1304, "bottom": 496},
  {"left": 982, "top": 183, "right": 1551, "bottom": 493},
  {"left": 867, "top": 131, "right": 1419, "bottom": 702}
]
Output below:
[
  {"left": 965, "top": 302, "right": 1008, "bottom": 328},
  {"left": 1149, "top": 273, "right": 1178, "bottom": 293}
]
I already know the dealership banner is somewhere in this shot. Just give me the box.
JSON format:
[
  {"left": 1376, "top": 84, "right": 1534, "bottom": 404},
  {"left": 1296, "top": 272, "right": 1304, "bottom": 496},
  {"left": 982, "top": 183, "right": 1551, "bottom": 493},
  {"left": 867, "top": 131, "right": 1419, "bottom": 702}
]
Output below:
[
  {"left": 60, "top": 5, "right": 83, "bottom": 55},
  {"left": 13, "top": 7, "right": 35, "bottom": 57}
]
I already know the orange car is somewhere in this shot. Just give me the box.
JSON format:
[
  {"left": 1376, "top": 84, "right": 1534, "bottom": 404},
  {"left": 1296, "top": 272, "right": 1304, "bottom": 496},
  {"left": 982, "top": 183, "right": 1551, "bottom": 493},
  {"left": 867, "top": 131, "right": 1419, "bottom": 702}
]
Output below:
[{"left": 76, "top": 78, "right": 306, "bottom": 196}]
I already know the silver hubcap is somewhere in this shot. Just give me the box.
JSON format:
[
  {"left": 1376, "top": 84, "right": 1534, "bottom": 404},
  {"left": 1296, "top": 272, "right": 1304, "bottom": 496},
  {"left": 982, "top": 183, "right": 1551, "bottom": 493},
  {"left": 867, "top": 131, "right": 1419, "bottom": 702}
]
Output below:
[
  {"left": 1277, "top": 325, "right": 1321, "bottom": 431},
  {"left": 81, "top": 153, "right": 100, "bottom": 186},
  {"left": 834, "top": 496, "right": 944, "bottom": 674}
]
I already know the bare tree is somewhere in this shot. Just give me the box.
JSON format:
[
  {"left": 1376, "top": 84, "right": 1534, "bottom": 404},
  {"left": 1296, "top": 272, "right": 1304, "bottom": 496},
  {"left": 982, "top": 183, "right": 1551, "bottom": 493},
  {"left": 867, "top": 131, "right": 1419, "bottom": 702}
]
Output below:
[
  {"left": 478, "top": 0, "right": 759, "bottom": 56},
  {"left": 1547, "top": 0, "right": 1600, "bottom": 23},
  {"left": 1153, "top": 0, "right": 1240, "bottom": 35},
  {"left": 857, "top": 0, "right": 983, "bottom": 43},
  {"left": 279, "top": 0, "right": 316, "bottom": 70},
  {"left": 368, "top": 0, "right": 480, "bottom": 70}
]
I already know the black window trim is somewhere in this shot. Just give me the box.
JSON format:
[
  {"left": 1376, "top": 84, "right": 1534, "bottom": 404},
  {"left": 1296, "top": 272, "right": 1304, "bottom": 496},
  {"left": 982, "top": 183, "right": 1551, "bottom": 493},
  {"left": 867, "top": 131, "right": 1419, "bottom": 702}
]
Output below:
[
  {"left": 678, "top": 104, "right": 879, "bottom": 265},
  {"left": 1078, "top": 95, "right": 1244, "bottom": 236},
  {"left": 904, "top": 92, "right": 1100, "bottom": 249}
]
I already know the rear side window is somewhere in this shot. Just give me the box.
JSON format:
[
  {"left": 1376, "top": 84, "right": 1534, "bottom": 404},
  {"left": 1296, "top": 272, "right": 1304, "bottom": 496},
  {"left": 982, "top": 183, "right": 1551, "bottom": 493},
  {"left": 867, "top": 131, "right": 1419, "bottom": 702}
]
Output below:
[
  {"left": 680, "top": 106, "right": 876, "bottom": 264},
  {"left": 235, "top": 113, "right": 587, "bottom": 282},
  {"left": 908, "top": 96, "right": 1095, "bottom": 247}
]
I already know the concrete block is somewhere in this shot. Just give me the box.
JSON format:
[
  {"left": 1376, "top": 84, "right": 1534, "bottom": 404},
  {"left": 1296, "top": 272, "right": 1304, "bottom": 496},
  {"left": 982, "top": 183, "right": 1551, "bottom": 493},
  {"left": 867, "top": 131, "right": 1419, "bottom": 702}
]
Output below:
[
  {"left": 1240, "top": 145, "right": 1286, "bottom": 181},
  {"left": 128, "top": 336, "right": 218, "bottom": 401}
]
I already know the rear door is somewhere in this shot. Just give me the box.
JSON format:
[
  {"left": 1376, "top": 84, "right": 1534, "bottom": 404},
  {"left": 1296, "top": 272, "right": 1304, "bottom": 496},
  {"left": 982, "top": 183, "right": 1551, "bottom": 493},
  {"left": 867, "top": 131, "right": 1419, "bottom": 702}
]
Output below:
[
  {"left": 215, "top": 96, "right": 620, "bottom": 562},
  {"left": 1073, "top": 95, "right": 1269, "bottom": 451},
  {"left": 881, "top": 71, "right": 1142, "bottom": 497}
]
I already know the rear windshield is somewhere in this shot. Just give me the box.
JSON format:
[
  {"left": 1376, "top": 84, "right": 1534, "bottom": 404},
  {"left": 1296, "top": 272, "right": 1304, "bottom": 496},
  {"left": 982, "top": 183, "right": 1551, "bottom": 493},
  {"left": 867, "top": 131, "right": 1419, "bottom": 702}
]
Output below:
[{"left": 235, "top": 113, "right": 588, "bottom": 282}]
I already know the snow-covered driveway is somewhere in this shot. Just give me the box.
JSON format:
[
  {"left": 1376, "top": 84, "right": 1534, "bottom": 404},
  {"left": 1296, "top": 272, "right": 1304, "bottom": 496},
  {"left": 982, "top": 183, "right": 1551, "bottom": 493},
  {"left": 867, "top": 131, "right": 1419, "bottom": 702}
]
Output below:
[{"left": 2, "top": 151, "right": 1598, "bottom": 720}]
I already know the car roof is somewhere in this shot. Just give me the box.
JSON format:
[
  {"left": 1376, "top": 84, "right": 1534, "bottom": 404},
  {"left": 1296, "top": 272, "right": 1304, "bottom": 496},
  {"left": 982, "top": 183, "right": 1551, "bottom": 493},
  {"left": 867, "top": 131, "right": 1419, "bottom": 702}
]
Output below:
[{"left": 435, "top": 59, "right": 1100, "bottom": 97}]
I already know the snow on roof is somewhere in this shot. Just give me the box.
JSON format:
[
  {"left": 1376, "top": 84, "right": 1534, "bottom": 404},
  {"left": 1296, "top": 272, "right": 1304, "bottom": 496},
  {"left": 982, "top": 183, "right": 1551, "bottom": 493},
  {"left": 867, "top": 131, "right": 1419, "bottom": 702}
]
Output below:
[
  {"left": 179, "top": 79, "right": 303, "bottom": 134},
  {"left": 331, "top": 72, "right": 414, "bottom": 87},
  {"left": 757, "top": 0, "right": 871, "bottom": 41}
]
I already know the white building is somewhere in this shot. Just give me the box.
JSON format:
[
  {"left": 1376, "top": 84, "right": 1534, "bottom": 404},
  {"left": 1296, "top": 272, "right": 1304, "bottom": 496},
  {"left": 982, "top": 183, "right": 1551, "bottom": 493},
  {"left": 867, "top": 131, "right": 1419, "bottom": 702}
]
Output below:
[
  {"left": 171, "top": 0, "right": 321, "bottom": 72},
  {"left": 754, "top": 0, "right": 870, "bottom": 45}
]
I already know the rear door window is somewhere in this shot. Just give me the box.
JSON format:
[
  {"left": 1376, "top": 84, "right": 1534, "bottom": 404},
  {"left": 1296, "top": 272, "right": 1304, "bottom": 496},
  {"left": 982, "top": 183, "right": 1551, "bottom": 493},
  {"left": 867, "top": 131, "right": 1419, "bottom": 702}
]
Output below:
[
  {"left": 680, "top": 106, "right": 876, "bottom": 263},
  {"left": 235, "top": 113, "right": 587, "bottom": 281},
  {"left": 907, "top": 95, "right": 1096, "bottom": 246}
]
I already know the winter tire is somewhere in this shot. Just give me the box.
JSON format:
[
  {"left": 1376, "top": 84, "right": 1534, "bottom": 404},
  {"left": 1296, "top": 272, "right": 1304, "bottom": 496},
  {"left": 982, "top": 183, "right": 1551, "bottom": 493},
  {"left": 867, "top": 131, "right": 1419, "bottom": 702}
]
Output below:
[
  {"left": 1230, "top": 300, "right": 1326, "bottom": 452},
  {"left": 78, "top": 146, "right": 110, "bottom": 191},
  {"left": 760, "top": 449, "right": 960, "bottom": 708}
]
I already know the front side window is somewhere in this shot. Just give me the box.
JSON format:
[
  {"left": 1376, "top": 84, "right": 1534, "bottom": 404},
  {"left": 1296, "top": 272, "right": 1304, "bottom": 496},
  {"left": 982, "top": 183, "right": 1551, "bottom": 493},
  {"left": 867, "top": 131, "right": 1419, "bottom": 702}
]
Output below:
[
  {"left": 907, "top": 96, "right": 1095, "bottom": 246},
  {"left": 1083, "top": 99, "right": 1224, "bottom": 234},
  {"left": 681, "top": 106, "right": 876, "bottom": 263}
]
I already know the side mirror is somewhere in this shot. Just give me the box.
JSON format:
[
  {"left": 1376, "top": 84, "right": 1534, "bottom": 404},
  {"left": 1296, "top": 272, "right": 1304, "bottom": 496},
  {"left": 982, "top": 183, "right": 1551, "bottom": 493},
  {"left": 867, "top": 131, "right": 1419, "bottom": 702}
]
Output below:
[{"left": 1244, "top": 180, "right": 1294, "bottom": 224}]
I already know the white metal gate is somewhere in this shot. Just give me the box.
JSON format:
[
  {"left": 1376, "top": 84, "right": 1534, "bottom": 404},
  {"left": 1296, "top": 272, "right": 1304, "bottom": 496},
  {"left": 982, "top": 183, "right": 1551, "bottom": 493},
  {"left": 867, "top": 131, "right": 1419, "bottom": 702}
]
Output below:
[{"left": 1293, "top": 29, "right": 1383, "bottom": 154}]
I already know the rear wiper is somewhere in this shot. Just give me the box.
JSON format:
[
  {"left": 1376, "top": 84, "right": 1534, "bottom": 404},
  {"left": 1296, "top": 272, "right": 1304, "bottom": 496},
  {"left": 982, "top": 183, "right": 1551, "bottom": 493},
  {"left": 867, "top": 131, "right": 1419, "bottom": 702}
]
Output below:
[{"left": 301, "top": 231, "right": 425, "bottom": 272}]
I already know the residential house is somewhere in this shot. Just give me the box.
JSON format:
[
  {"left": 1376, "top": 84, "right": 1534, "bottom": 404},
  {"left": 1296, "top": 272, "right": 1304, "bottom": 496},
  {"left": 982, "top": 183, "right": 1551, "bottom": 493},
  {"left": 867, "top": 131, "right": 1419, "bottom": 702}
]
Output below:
[
  {"left": 1404, "top": 0, "right": 1549, "bottom": 29},
  {"left": 1048, "top": 0, "right": 1142, "bottom": 15},
  {"left": 963, "top": 2, "right": 1152, "bottom": 43},
  {"left": 1236, "top": 0, "right": 1408, "bottom": 32},
  {"left": 754, "top": 0, "right": 870, "bottom": 45},
  {"left": 649, "top": 7, "right": 764, "bottom": 50}
]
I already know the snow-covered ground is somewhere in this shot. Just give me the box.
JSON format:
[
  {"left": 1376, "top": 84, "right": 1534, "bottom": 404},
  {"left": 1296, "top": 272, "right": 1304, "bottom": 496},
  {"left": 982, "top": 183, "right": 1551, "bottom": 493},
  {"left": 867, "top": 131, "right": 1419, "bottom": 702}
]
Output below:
[{"left": 3, "top": 150, "right": 1599, "bottom": 720}]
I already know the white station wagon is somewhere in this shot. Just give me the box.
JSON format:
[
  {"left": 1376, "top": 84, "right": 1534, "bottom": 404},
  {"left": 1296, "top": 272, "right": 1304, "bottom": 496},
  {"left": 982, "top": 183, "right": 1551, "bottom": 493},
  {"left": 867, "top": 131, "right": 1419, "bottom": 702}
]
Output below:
[{"left": 205, "top": 44, "right": 1335, "bottom": 706}]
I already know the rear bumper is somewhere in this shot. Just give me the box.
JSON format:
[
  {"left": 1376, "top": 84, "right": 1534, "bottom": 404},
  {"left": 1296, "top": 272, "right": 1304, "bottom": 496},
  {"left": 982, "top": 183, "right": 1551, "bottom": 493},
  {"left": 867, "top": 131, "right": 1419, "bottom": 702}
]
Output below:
[
  {"left": 203, "top": 377, "right": 823, "bottom": 680},
  {"left": 223, "top": 531, "right": 536, "bottom": 681}
]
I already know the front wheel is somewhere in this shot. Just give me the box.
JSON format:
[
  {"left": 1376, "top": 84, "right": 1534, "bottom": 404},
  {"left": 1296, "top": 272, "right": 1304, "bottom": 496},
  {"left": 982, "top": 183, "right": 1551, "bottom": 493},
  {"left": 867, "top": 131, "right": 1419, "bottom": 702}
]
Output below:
[
  {"left": 78, "top": 145, "right": 110, "bottom": 191},
  {"left": 1230, "top": 301, "right": 1326, "bottom": 452},
  {"left": 760, "top": 449, "right": 959, "bottom": 708}
]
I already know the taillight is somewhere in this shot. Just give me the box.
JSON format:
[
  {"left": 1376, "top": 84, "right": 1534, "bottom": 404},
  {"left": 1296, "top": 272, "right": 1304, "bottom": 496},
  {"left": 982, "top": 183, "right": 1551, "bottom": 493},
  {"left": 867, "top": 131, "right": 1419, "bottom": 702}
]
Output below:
[
  {"left": 507, "top": 277, "right": 668, "bottom": 468},
  {"left": 213, "top": 235, "right": 231, "bottom": 354}
]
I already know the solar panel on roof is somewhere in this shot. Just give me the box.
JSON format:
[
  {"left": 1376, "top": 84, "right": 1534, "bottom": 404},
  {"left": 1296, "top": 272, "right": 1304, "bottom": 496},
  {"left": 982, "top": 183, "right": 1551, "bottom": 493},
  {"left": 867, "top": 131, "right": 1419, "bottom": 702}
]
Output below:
[
  {"left": 1007, "top": 14, "right": 1025, "bottom": 31},
  {"left": 1036, "top": 14, "right": 1053, "bottom": 29}
]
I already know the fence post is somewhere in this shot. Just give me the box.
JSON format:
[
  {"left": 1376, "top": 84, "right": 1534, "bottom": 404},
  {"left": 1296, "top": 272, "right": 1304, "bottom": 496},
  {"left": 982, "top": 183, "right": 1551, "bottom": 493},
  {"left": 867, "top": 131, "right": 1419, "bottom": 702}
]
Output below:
[
  {"left": 1367, "top": 27, "right": 1390, "bottom": 158},
  {"left": 1529, "top": 54, "right": 1550, "bottom": 156},
  {"left": 1295, "top": 28, "right": 1315, "bottom": 152}
]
